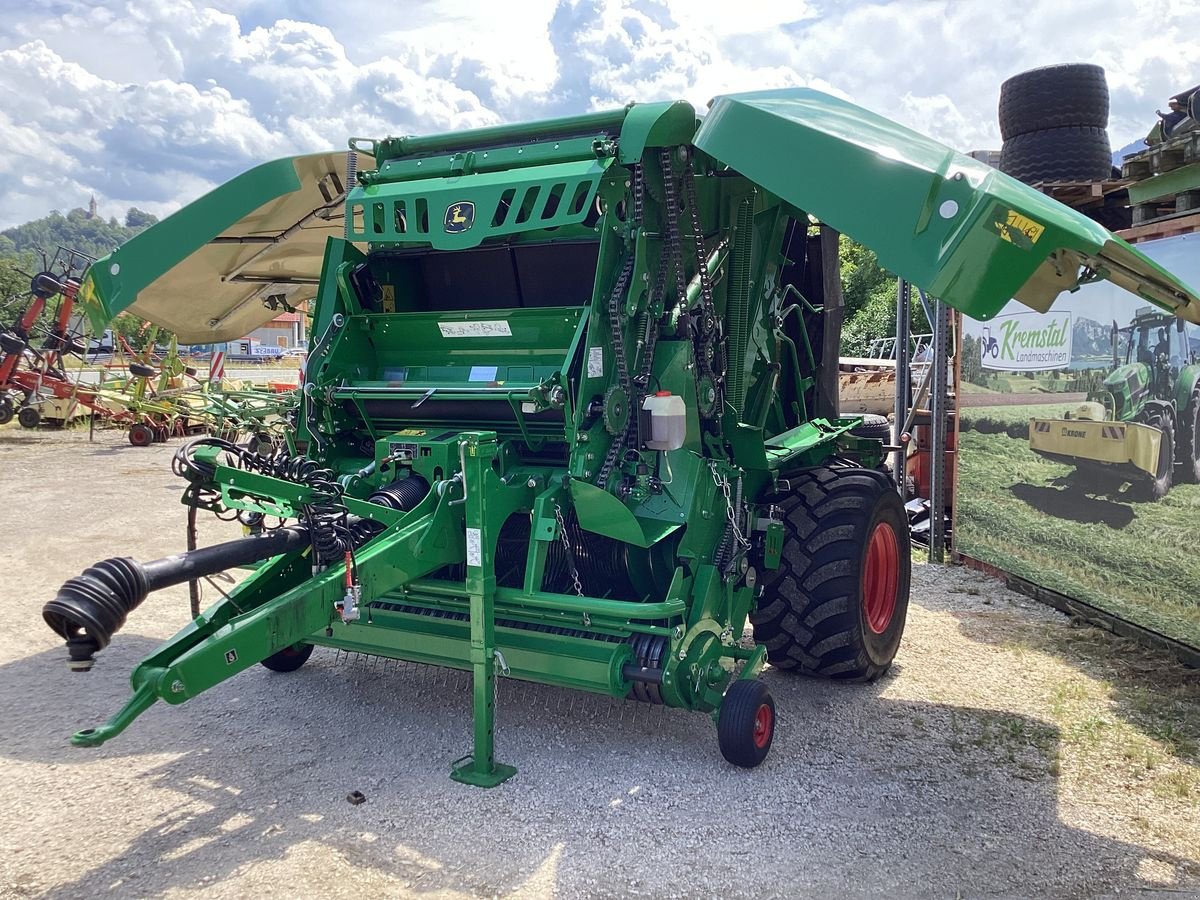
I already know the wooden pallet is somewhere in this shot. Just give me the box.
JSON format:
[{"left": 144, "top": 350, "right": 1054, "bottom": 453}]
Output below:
[
  {"left": 1117, "top": 210, "right": 1200, "bottom": 244},
  {"left": 1127, "top": 161, "right": 1200, "bottom": 225},
  {"left": 1122, "top": 130, "right": 1200, "bottom": 179}
]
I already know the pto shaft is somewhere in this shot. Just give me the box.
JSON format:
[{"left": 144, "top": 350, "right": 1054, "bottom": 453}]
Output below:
[{"left": 43, "top": 526, "right": 310, "bottom": 669}]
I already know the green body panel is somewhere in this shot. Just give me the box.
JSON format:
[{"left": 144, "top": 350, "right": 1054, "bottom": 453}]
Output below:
[
  {"left": 1102, "top": 363, "right": 1150, "bottom": 421},
  {"left": 616, "top": 100, "right": 699, "bottom": 164},
  {"left": 362, "top": 108, "right": 629, "bottom": 161},
  {"left": 1176, "top": 363, "right": 1200, "bottom": 411},
  {"left": 76, "top": 90, "right": 1200, "bottom": 341},
  {"left": 347, "top": 156, "right": 613, "bottom": 250},
  {"left": 78, "top": 155, "right": 300, "bottom": 327},
  {"left": 695, "top": 89, "right": 1200, "bottom": 323}
]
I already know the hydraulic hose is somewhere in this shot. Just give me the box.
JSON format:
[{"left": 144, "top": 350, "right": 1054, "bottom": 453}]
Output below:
[{"left": 43, "top": 526, "right": 310, "bottom": 669}]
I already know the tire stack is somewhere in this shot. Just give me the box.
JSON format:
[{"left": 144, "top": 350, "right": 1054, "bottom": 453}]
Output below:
[{"left": 998, "top": 64, "right": 1112, "bottom": 184}]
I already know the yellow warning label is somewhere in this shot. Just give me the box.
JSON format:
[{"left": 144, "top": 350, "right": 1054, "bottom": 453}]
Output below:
[
  {"left": 381, "top": 284, "right": 396, "bottom": 313},
  {"left": 990, "top": 204, "right": 1044, "bottom": 248},
  {"left": 396, "top": 428, "right": 425, "bottom": 436}
]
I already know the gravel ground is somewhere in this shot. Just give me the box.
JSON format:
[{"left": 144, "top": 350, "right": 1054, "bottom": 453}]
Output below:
[{"left": 1, "top": 425, "right": 1198, "bottom": 899}]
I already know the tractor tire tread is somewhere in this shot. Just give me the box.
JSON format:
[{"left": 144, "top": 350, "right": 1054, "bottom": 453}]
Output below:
[
  {"left": 1179, "top": 392, "right": 1200, "bottom": 483},
  {"left": 750, "top": 466, "right": 910, "bottom": 682},
  {"left": 1000, "top": 126, "right": 1112, "bottom": 184},
  {"left": 998, "top": 64, "right": 1109, "bottom": 139}
]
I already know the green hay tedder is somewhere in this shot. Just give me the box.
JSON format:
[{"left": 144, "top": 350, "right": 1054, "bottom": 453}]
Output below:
[{"left": 43, "top": 89, "right": 1200, "bottom": 785}]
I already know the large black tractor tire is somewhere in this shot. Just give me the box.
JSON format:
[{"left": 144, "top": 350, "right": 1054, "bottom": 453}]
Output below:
[
  {"left": 1000, "top": 126, "right": 1113, "bottom": 184},
  {"left": 998, "top": 64, "right": 1109, "bottom": 140},
  {"left": 1177, "top": 393, "right": 1200, "bottom": 483},
  {"left": 1136, "top": 414, "right": 1174, "bottom": 501},
  {"left": 751, "top": 466, "right": 910, "bottom": 681},
  {"left": 261, "top": 643, "right": 314, "bottom": 673}
]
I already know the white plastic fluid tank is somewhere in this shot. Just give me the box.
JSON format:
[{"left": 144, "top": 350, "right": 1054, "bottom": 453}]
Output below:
[{"left": 642, "top": 391, "right": 687, "bottom": 451}]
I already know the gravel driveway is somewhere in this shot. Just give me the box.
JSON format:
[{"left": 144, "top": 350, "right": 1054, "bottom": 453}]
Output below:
[{"left": 1, "top": 426, "right": 1197, "bottom": 899}]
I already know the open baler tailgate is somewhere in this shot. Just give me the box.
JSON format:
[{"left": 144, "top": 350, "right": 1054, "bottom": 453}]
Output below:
[
  {"left": 694, "top": 89, "right": 1200, "bottom": 323},
  {"left": 77, "top": 151, "right": 373, "bottom": 343}
]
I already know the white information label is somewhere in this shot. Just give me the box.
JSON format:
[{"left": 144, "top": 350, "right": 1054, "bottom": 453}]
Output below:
[
  {"left": 469, "top": 365, "right": 498, "bottom": 382},
  {"left": 587, "top": 346, "right": 603, "bottom": 378},
  {"left": 438, "top": 320, "right": 512, "bottom": 338},
  {"left": 465, "top": 527, "right": 482, "bottom": 567}
]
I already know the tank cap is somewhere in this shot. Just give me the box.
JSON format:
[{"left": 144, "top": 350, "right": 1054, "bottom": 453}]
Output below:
[{"left": 655, "top": 390, "right": 672, "bottom": 397}]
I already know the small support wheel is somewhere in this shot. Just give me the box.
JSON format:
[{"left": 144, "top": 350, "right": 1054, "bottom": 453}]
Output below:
[
  {"left": 717, "top": 679, "right": 775, "bottom": 768},
  {"left": 153, "top": 424, "right": 170, "bottom": 443},
  {"left": 261, "top": 643, "right": 314, "bottom": 673},
  {"left": 17, "top": 405, "right": 41, "bottom": 429},
  {"left": 128, "top": 423, "right": 155, "bottom": 447},
  {"left": 0, "top": 394, "right": 14, "bottom": 425}
]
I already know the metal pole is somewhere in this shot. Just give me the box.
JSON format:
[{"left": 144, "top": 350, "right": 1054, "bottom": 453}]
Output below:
[
  {"left": 892, "top": 279, "right": 911, "bottom": 496},
  {"left": 818, "top": 226, "right": 844, "bottom": 421},
  {"left": 929, "top": 299, "right": 950, "bottom": 562}
]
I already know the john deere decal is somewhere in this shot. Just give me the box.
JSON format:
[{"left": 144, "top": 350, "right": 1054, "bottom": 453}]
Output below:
[{"left": 444, "top": 201, "right": 475, "bottom": 234}]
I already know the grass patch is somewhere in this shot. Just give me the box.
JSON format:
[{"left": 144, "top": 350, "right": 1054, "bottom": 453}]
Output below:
[
  {"left": 1153, "top": 768, "right": 1198, "bottom": 800},
  {"left": 955, "top": 407, "right": 1200, "bottom": 649}
]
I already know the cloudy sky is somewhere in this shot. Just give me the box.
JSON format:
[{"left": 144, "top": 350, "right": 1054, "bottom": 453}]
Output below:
[{"left": 0, "top": 0, "right": 1195, "bottom": 229}]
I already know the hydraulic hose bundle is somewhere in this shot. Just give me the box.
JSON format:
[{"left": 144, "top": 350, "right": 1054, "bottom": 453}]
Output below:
[{"left": 172, "top": 437, "right": 403, "bottom": 566}]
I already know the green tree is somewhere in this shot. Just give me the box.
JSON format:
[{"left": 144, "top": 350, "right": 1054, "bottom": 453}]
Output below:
[
  {"left": 838, "top": 237, "right": 929, "bottom": 356},
  {"left": 125, "top": 208, "right": 158, "bottom": 229},
  {"left": 961, "top": 334, "right": 984, "bottom": 386},
  {"left": 2, "top": 207, "right": 153, "bottom": 262},
  {"left": 0, "top": 259, "right": 26, "bottom": 306}
]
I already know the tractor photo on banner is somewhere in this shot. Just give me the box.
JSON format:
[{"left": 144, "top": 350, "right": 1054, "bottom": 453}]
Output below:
[{"left": 958, "top": 232, "right": 1200, "bottom": 651}]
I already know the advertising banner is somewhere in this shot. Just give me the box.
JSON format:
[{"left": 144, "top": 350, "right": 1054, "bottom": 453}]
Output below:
[
  {"left": 978, "top": 310, "right": 1073, "bottom": 371},
  {"left": 957, "top": 232, "right": 1200, "bottom": 651}
]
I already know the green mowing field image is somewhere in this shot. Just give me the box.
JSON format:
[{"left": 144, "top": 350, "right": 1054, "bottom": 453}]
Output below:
[{"left": 957, "top": 403, "right": 1200, "bottom": 650}]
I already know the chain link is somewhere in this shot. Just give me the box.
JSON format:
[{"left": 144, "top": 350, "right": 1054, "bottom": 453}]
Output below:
[
  {"left": 597, "top": 163, "right": 646, "bottom": 488},
  {"left": 553, "top": 502, "right": 584, "bottom": 597},
  {"left": 709, "top": 461, "right": 749, "bottom": 556},
  {"left": 684, "top": 161, "right": 724, "bottom": 421}
]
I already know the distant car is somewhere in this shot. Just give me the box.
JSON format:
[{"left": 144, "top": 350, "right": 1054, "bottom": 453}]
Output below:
[{"left": 278, "top": 348, "right": 307, "bottom": 359}]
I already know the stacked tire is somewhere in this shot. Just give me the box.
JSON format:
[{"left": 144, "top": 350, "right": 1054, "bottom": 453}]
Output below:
[{"left": 998, "top": 64, "right": 1112, "bottom": 184}]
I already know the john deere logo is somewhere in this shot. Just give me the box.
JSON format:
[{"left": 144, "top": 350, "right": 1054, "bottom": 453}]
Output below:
[{"left": 444, "top": 201, "right": 474, "bottom": 233}]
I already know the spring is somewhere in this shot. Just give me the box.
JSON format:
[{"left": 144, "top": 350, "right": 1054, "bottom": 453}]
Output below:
[
  {"left": 367, "top": 475, "right": 429, "bottom": 512},
  {"left": 303, "top": 467, "right": 352, "bottom": 566},
  {"left": 173, "top": 437, "right": 362, "bottom": 565}
]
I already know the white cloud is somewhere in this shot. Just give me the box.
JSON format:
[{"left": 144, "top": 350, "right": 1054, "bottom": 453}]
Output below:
[{"left": 0, "top": 0, "right": 1196, "bottom": 229}]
